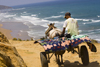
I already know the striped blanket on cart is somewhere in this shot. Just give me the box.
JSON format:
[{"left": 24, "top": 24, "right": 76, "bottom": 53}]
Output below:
[{"left": 38, "top": 35, "right": 95, "bottom": 53}]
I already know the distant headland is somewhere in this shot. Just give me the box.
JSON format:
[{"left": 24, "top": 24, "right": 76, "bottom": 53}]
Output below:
[{"left": 0, "top": 5, "right": 12, "bottom": 10}]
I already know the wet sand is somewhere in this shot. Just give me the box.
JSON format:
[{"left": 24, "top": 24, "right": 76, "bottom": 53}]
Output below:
[
  {"left": 0, "top": 22, "right": 31, "bottom": 40},
  {"left": 0, "top": 24, "right": 12, "bottom": 39},
  {"left": 0, "top": 21, "right": 46, "bottom": 40}
]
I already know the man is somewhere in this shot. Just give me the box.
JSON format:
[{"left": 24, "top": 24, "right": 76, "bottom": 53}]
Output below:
[{"left": 62, "top": 12, "right": 79, "bottom": 37}]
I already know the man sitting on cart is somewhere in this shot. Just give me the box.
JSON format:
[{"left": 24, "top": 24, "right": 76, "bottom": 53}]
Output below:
[{"left": 62, "top": 12, "right": 79, "bottom": 38}]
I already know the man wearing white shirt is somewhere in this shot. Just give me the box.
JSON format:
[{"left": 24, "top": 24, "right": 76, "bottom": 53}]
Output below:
[{"left": 62, "top": 12, "right": 79, "bottom": 37}]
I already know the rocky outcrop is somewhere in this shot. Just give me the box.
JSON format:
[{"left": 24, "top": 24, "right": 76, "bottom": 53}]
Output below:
[
  {"left": 0, "top": 5, "right": 12, "bottom": 10},
  {"left": 0, "top": 32, "right": 27, "bottom": 67},
  {"left": 0, "top": 32, "right": 9, "bottom": 43},
  {"left": 0, "top": 43, "right": 27, "bottom": 67}
]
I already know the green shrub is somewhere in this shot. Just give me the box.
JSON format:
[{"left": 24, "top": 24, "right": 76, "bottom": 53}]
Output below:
[
  {"left": 18, "top": 38, "right": 22, "bottom": 41},
  {"left": 26, "top": 39, "right": 29, "bottom": 41},
  {"left": 13, "top": 38, "right": 17, "bottom": 40},
  {"left": 31, "top": 38, "right": 33, "bottom": 41}
]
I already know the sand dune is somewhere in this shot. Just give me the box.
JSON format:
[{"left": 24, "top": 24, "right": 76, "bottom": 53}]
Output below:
[{"left": 9, "top": 40, "right": 100, "bottom": 67}]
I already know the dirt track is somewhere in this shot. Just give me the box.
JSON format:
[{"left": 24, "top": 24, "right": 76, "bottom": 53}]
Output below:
[{"left": 10, "top": 40, "right": 100, "bottom": 67}]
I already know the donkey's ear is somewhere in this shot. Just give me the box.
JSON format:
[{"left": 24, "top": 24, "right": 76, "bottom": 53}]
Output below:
[
  {"left": 53, "top": 23, "right": 55, "bottom": 25},
  {"left": 48, "top": 24, "right": 50, "bottom": 26},
  {"left": 52, "top": 23, "right": 55, "bottom": 26}
]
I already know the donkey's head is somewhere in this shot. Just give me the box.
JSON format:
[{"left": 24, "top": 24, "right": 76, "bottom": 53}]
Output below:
[
  {"left": 48, "top": 23, "right": 55, "bottom": 28},
  {"left": 45, "top": 23, "right": 62, "bottom": 39},
  {"left": 45, "top": 23, "right": 56, "bottom": 36}
]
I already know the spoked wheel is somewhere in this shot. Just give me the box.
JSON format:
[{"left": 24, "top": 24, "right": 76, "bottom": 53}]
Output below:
[
  {"left": 80, "top": 45, "right": 89, "bottom": 66},
  {"left": 40, "top": 52, "right": 48, "bottom": 67}
]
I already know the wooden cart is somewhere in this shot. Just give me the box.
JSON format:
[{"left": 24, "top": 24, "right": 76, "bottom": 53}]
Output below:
[{"left": 39, "top": 37, "right": 97, "bottom": 67}]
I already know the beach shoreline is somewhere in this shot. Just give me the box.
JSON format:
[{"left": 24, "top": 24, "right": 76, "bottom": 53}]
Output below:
[
  {"left": 0, "top": 23, "right": 13, "bottom": 39},
  {"left": 0, "top": 21, "right": 47, "bottom": 40},
  {"left": 0, "top": 21, "right": 32, "bottom": 40}
]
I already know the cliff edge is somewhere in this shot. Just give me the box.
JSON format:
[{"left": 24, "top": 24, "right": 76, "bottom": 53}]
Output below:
[
  {"left": 0, "top": 5, "right": 12, "bottom": 10},
  {"left": 0, "top": 32, "right": 27, "bottom": 67}
]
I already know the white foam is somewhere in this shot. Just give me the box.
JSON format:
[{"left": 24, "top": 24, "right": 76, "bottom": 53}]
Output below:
[
  {"left": 80, "top": 19, "right": 100, "bottom": 24},
  {"left": 44, "top": 15, "right": 64, "bottom": 19},
  {"left": 12, "top": 8, "right": 25, "bottom": 11},
  {"left": 0, "top": 13, "right": 16, "bottom": 21},
  {"left": 23, "top": 12, "right": 27, "bottom": 13},
  {"left": 83, "top": 19, "right": 90, "bottom": 21},
  {"left": 41, "top": 19, "right": 49, "bottom": 22},
  {"left": 78, "top": 30, "right": 82, "bottom": 33},
  {"left": 83, "top": 23, "right": 86, "bottom": 25},
  {"left": 83, "top": 20, "right": 100, "bottom": 24},
  {"left": 20, "top": 30, "right": 24, "bottom": 32},
  {"left": 75, "top": 18, "right": 90, "bottom": 21},
  {"left": 31, "top": 14, "right": 37, "bottom": 16},
  {"left": 60, "top": 11, "right": 65, "bottom": 13},
  {"left": 92, "top": 20, "right": 100, "bottom": 22},
  {"left": 27, "top": 30, "right": 45, "bottom": 39},
  {"left": 16, "top": 15, "right": 64, "bottom": 28},
  {"left": 4, "top": 14, "right": 16, "bottom": 18},
  {"left": 14, "top": 15, "right": 49, "bottom": 27},
  {"left": 95, "top": 39, "right": 100, "bottom": 42},
  {"left": 97, "top": 16, "right": 100, "bottom": 17}
]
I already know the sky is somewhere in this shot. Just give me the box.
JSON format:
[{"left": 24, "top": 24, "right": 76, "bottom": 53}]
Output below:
[{"left": 0, "top": 0, "right": 56, "bottom": 6}]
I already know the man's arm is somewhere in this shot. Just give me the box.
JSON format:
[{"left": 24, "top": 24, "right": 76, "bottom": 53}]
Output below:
[
  {"left": 76, "top": 21, "right": 79, "bottom": 35},
  {"left": 60, "top": 28, "right": 66, "bottom": 37},
  {"left": 61, "top": 20, "right": 67, "bottom": 36},
  {"left": 62, "top": 28, "right": 66, "bottom": 35}
]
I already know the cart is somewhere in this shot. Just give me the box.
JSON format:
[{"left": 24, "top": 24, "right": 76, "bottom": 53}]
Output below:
[{"left": 38, "top": 36, "right": 97, "bottom": 67}]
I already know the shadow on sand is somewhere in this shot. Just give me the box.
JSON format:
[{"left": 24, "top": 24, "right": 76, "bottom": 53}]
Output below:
[{"left": 58, "top": 60, "right": 99, "bottom": 67}]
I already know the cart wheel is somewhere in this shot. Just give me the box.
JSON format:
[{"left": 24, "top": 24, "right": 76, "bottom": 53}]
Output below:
[
  {"left": 40, "top": 52, "right": 48, "bottom": 67},
  {"left": 80, "top": 45, "right": 89, "bottom": 66}
]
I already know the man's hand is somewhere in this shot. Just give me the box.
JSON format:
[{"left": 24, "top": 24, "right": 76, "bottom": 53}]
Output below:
[
  {"left": 60, "top": 28, "right": 66, "bottom": 37},
  {"left": 60, "top": 33, "right": 64, "bottom": 37}
]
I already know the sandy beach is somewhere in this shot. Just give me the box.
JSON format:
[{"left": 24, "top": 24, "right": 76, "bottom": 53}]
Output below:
[
  {"left": 0, "top": 21, "right": 47, "bottom": 40},
  {"left": 0, "top": 24, "right": 12, "bottom": 39},
  {"left": 0, "top": 22, "right": 32, "bottom": 40}
]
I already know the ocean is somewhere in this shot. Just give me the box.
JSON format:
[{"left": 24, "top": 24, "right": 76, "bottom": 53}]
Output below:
[{"left": 0, "top": 0, "right": 100, "bottom": 41}]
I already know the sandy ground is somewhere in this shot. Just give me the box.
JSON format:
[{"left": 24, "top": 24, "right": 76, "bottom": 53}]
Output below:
[{"left": 9, "top": 40, "right": 100, "bottom": 67}]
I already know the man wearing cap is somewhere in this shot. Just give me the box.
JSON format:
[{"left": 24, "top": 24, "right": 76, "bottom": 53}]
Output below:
[{"left": 62, "top": 12, "right": 79, "bottom": 37}]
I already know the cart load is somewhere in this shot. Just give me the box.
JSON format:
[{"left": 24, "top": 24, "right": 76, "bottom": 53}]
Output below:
[{"left": 38, "top": 35, "right": 96, "bottom": 53}]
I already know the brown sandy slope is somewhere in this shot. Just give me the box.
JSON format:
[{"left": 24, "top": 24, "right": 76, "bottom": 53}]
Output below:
[
  {"left": 9, "top": 40, "right": 100, "bottom": 67},
  {"left": 0, "top": 31, "right": 27, "bottom": 67}
]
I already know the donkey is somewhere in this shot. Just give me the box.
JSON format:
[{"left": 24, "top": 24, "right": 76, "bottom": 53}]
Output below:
[
  {"left": 45, "top": 23, "right": 65, "bottom": 64},
  {"left": 45, "top": 23, "right": 62, "bottom": 39}
]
